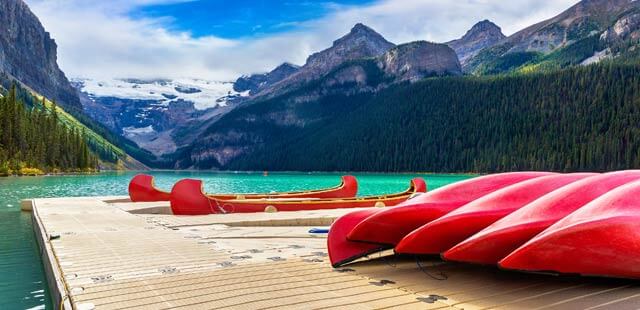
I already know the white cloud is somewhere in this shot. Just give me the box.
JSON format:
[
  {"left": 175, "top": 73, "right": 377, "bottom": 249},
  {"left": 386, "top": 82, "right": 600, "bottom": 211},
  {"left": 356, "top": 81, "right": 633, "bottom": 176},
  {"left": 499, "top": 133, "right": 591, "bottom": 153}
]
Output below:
[{"left": 25, "top": 0, "right": 580, "bottom": 81}]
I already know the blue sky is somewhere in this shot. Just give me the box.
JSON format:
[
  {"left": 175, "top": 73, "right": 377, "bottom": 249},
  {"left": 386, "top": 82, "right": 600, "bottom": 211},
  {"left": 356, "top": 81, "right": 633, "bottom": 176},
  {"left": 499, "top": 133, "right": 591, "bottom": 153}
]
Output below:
[
  {"left": 133, "top": 0, "right": 376, "bottom": 38},
  {"left": 28, "top": 0, "right": 580, "bottom": 80}
]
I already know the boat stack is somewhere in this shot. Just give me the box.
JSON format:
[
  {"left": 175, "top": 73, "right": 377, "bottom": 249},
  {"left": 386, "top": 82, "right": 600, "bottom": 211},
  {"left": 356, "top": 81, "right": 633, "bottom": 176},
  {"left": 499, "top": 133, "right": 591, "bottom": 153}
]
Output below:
[{"left": 327, "top": 171, "right": 640, "bottom": 280}]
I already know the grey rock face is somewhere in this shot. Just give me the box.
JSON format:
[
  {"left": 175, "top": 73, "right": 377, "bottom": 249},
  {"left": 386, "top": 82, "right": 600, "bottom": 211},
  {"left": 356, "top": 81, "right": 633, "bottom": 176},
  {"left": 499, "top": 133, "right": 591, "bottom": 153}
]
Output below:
[
  {"left": 379, "top": 41, "right": 462, "bottom": 81},
  {"left": 464, "top": 0, "right": 640, "bottom": 72},
  {"left": 256, "top": 23, "right": 396, "bottom": 98},
  {"left": 304, "top": 23, "right": 395, "bottom": 75},
  {"left": 233, "top": 62, "right": 300, "bottom": 94},
  {"left": 601, "top": 12, "right": 640, "bottom": 41},
  {"left": 447, "top": 20, "right": 506, "bottom": 66},
  {"left": 0, "top": 0, "right": 80, "bottom": 110},
  {"left": 505, "top": 0, "right": 638, "bottom": 53}
]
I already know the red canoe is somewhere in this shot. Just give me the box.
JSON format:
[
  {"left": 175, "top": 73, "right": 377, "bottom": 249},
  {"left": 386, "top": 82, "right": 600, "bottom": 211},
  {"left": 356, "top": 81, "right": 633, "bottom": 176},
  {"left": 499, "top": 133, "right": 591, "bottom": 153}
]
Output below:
[
  {"left": 347, "top": 172, "right": 554, "bottom": 246},
  {"left": 129, "top": 174, "right": 358, "bottom": 202},
  {"left": 128, "top": 174, "right": 171, "bottom": 202},
  {"left": 395, "top": 173, "right": 595, "bottom": 255},
  {"left": 499, "top": 179, "right": 640, "bottom": 279},
  {"left": 444, "top": 170, "right": 640, "bottom": 265},
  {"left": 328, "top": 172, "right": 553, "bottom": 267},
  {"left": 327, "top": 209, "right": 390, "bottom": 267},
  {"left": 170, "top": 178, "right": 426, "bottom": 215}
]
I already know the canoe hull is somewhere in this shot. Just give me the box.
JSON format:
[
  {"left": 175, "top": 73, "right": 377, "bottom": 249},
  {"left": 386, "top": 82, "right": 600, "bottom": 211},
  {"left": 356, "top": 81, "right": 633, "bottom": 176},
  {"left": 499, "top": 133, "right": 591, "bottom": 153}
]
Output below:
[
  {"left": 328, "top": 172, "right": 553, "bottom": 267},
  {"left": 500, "top": 180, "right": 640, "bottom": 279},
  {"left": 130, "top": 174, "right": 358, "bottom": 202},
  {"left": 171, "top": 178, "right": 426, "bottom": 215},
  {"left": 444, "top": 171, "right": 640, "bottom": 265},
  {"left": 500, "top": 218, "right": 640, "bottom": 279},
  {"left": 396, "top": 173, "right": 595, "bottom": 255},
  {"left": 128, "top": 174, "right": 171, "bottom": 202},
  {"left": 328, "top": 209, "right": 390, "bottom": 268},
  {"left": 347, "top": 172, "right": 554, "bottom": 246},
  {"left": 443, "top": 222, "right": 549, "bottom": 265}
]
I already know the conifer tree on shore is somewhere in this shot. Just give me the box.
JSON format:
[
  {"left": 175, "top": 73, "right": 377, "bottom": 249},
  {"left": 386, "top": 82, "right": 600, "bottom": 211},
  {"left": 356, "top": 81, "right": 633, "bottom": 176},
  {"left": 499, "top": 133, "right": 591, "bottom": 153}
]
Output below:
[{"left": 0, "top": 84, "right": 98, "bottom": 175}]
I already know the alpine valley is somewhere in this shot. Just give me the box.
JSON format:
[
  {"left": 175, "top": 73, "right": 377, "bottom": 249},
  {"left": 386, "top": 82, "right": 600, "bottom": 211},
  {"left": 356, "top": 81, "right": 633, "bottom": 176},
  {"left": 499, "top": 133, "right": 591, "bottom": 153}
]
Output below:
[{"left": 3, "top": 0, "right": 640, "bottom": 173}]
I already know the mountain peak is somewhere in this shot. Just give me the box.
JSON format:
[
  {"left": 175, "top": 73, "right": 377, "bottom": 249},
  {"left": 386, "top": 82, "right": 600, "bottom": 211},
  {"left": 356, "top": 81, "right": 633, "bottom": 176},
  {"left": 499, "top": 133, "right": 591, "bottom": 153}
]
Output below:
[
  {"left": 233, "top": 62, "right": 300, "bottom": 94},
  {"left": 248, "top": 23, "right": 394, "bottom": 98},
  {"left": 274, "top": 62, "right": 300, "bottom": 71},
  {"left": 350, "top": 23, "right": 376, "bottom": 34},
  {"left": 462, "top": 19, "right": 506, "bottom": 40},
  {"left": 0, "top": 0, "right": 81, "bottom": 109},
  {"left": 446, "top": 20, "right": 506, "bottom": 66},
  {"left": 306, "top": 22, "right": 394, "bottom": 74},
  {"left": 333, "top": 23, "right": 393, "bottom": 47}
]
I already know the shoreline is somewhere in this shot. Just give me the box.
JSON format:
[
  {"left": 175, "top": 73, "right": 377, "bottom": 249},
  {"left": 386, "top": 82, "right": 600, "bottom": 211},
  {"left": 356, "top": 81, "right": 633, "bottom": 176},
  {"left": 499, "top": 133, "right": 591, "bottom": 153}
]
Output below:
[{"left": 0, "top": 171, "right": 100, "bottom": 178}]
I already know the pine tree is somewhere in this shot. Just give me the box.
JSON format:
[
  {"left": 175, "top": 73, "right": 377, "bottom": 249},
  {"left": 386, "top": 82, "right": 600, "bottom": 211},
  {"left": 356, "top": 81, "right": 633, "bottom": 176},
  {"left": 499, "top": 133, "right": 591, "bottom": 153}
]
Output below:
[{"left": 0, "top": 83, "right": 99, "bottom": 174}]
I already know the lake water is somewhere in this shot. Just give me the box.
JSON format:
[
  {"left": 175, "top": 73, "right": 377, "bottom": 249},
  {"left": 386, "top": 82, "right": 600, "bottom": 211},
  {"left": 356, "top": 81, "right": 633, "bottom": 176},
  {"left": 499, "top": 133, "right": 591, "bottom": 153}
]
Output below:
[{"left": 0, "top": 171, "right": 472, "bottom": 309}]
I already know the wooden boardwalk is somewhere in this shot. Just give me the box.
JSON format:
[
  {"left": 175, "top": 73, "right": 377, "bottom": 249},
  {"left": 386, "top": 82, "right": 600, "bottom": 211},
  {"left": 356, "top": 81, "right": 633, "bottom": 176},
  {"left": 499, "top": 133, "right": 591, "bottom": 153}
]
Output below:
[{"left": 28, "top": 197, "right": 640, "bottom": 309}]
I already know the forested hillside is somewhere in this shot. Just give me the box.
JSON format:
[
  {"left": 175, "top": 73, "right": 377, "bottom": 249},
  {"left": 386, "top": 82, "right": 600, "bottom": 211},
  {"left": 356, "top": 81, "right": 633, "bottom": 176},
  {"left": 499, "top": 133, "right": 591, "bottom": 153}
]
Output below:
[
  {"left": 0, "top": 85, "right": 97, "bottom": 175},
  {"left": 227, "top": 63, "right": 640, "bottom": 173}
]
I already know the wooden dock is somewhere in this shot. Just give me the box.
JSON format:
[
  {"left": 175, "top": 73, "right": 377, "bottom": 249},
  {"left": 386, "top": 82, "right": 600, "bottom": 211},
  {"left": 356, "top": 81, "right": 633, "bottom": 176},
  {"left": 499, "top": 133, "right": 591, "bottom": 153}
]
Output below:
[{"left": 27, "top": 197, "right": 640, "bottom": 309}]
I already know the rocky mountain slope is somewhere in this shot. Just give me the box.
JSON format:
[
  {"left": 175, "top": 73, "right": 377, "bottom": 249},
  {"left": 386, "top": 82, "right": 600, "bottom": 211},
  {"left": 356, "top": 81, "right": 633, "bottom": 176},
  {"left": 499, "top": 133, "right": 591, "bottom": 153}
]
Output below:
[
  {"left": 380, "top": 41, "right": 461, "bottom": 81},
  {"left": 0, "top": 0, "right": 154, "bottom": 168},
  {"left": 446, "top": 20, "right": 506, "bottom": 66},
  {"left": 253, "top": 23, "right": 396, "bottom": 99},
  {"left": 466, "top": 0, "right": 640, "bottom": 73},
  {"left": 0, "top": 0, "right": 81, "bottom": 111},
  {"left": 75, "top": 78, "right": 245, "bottom": 156},
  {"left": 234, "top": 63, "right": 300, "bottom": 95},
  {"left": 178, "top": 25, "right": 462, "bottom": 169}
]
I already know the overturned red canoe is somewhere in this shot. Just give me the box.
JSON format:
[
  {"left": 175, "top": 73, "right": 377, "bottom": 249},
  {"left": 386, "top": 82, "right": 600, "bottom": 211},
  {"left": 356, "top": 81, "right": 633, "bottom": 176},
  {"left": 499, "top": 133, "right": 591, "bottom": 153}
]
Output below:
[
  {"left": 129, "top": 174, "right": 358, "bottom": 202},
  {"left": 170, "top": 178, "right": 425, "bottom": 215},
  {"left": 327, "top": 209, "right": 389, "bottom": 268},
  {"left": 444, "top": 170, "right": 640, "bottom": 265},
  {"left": 128, "top": 174, "right": 171, "bottom": 202},
  {"left": 499, "top": 179, "right": 640, "bottom": 279},
  {"left": 347, "top": 172, "right": 554, "bottom": 246},
  {"left": 328, "top": 172, "right": 553, "bottom": 267},
  {"left": 395, "top": 173, "right": 595, "bottom": 255}
]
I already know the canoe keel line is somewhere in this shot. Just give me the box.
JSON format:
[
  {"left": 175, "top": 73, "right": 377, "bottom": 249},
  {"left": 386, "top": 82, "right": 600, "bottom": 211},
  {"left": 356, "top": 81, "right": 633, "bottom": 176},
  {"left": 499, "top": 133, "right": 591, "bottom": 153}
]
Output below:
[{"left": 328, "top": 170, "right": 640, "bottom": 280}]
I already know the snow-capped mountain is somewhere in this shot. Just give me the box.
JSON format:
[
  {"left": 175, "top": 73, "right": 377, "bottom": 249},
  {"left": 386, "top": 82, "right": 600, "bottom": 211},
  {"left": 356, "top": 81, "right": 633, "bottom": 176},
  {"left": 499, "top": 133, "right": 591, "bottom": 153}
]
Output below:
[
  {"left": 76, "top": 78, "right": 245, "bottom": 110},
  {"left": 73, "top": 78, "right": 247, "bottom": 156}
]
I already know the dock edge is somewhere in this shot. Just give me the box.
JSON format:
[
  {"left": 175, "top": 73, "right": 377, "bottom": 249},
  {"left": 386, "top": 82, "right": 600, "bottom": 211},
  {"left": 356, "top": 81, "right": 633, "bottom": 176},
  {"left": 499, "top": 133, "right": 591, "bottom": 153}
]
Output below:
[{"left": 29, "top": 199, "right": 73, "bottom": 310}]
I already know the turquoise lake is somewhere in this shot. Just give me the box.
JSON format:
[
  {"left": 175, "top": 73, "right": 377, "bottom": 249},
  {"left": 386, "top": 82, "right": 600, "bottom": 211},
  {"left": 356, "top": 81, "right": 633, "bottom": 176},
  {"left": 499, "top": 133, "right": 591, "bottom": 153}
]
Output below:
[{"left": 0, "top": 171, "right": 472, "bottom": 309}]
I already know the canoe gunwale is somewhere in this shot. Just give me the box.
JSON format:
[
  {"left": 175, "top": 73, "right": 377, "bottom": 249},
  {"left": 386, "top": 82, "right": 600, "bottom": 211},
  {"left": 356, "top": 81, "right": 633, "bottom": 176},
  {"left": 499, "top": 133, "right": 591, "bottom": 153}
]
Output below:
[
  {"left": 130, "top": 174, "right": 358, "bottom": 202},
  {"left": 170, "top": 178, "right": 426, "bottom": 214}
]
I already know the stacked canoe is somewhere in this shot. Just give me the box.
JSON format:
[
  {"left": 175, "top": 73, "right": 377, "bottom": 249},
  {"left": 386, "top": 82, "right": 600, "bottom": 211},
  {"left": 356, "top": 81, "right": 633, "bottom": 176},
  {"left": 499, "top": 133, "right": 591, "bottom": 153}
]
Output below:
[
  {"left": 128, "top": 174, "right": 427, "bottom": 215},
  {"left": 328, "top": 171, "right": 640, "bottom": 280}
]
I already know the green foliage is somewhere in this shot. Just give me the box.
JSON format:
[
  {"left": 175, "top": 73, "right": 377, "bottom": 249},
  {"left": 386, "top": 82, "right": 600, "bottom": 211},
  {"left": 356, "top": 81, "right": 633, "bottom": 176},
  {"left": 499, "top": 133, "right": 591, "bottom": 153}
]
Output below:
[
  {"left": 566, "top": 20, "right": 600, "bottom": 41},
  {"left": 532, "top": 35, "right": 605, "bottom": 71},
  {"left": 473, "top": 35, "right": 606, "bottom": 75},
  {"left": 0, "top": 84, "right": 99, "bottom": 174},
  {"left": 182, "top": 89, "right": 374, "bottom": 169},
  {"left": 228, "top": 63, "right": 640, "bottom": 173},
  {"left": 476, "top": 52, "right": 542, "bottom": 75},
  {"left": 465, "top": 43, "right": 513, "bottom": 74}
]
